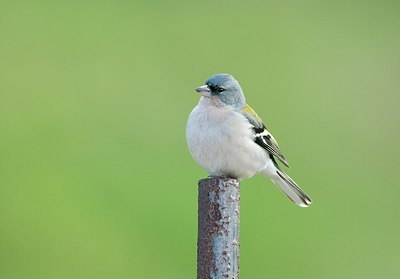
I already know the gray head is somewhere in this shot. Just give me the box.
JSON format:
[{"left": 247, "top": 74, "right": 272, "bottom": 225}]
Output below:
[{"left": 195, "top": 73, "right": 246, "bottom": 108}]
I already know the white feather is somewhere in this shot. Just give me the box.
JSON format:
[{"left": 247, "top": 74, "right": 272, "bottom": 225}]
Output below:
[{"left": 186, "top": 97, "right": 272, "bottom": 179}]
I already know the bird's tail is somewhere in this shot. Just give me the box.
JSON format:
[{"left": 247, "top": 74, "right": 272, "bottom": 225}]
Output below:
[{"left": 270, "top": 169, "right": 312, "bottom": 207}]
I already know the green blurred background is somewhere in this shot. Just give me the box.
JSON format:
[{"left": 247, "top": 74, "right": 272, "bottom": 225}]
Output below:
[{"left": 1, "top": 0, "right": 399, "bottom": 278}]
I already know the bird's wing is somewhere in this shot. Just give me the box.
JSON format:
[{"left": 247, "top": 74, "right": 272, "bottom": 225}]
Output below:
[{"left": 241, "top": 104, "right": 290, "bottom": 168}]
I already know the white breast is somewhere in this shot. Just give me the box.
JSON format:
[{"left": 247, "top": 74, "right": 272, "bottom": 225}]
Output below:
[{"left": 186, "top": 97, "right": 268, "bottom": 179}]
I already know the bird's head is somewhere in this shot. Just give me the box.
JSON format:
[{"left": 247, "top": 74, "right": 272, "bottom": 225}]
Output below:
[{"left": 195, "top": 73, "right": 246, "bottom": 108}]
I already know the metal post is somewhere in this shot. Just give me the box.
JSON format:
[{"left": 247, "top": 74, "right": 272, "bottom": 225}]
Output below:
[{"left": 197, "top": 176, "right": 240, "bottom": 279}]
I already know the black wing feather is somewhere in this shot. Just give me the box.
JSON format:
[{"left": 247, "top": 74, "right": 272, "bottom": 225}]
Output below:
[{"left": 252, "top": 125, "right": 290, "bottom": 168}]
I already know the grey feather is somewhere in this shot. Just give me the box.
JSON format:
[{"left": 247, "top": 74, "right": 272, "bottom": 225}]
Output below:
[{"left": 276, "top": 169, "right": 312, "bottom": 206}]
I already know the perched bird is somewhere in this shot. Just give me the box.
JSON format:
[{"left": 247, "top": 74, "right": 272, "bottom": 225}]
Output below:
[{"left": 186, "top": 73, "right": 312, "bottom": 207}]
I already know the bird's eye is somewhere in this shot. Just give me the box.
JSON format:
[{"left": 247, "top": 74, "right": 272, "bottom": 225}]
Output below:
[{"left": 217, "top": 87, "right": 225, "bottom": 93}]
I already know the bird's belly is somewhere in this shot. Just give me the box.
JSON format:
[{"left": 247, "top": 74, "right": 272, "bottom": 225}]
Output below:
[{"left": 186, "top": 104, "right": 268, "bottom": 179}]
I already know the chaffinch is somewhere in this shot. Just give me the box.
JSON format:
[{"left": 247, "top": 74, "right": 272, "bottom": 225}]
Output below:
[{"left": 186, "top": 73, "right": 312, "bottom": 207}]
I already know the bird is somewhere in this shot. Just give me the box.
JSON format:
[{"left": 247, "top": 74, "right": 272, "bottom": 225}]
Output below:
[{"left": 186, "top": 73, "right": 312, "bottom": 207}]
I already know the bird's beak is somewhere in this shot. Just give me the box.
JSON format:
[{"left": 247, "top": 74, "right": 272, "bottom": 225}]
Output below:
[{"left": 195, "top": 85, "right": 211, "bottom": 97}]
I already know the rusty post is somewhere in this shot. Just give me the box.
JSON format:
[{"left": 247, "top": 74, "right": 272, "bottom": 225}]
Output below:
[{"left": 197, "top": 176, "right": 240, "bottom": 279}]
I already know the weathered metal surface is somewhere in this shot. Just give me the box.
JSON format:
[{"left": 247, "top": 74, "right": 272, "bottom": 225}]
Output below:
[{"left": 197, "top": 176, "right": 240, "bottom": 279}]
